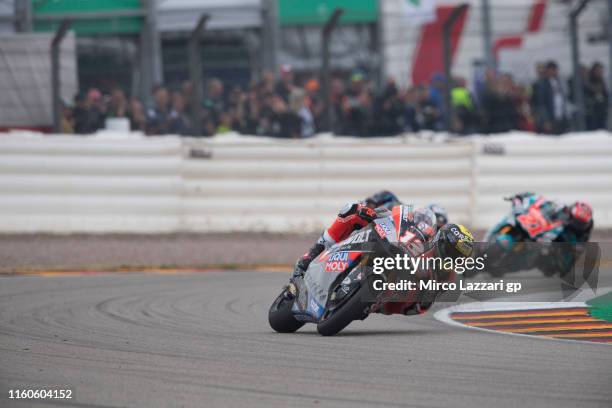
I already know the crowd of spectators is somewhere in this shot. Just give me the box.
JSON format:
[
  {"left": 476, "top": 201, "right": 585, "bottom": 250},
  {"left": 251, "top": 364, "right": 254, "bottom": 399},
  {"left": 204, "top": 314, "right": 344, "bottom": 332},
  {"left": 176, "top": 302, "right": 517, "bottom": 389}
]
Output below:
[{"left": 61, "top": 60, "right": 609, "bottom": 137}]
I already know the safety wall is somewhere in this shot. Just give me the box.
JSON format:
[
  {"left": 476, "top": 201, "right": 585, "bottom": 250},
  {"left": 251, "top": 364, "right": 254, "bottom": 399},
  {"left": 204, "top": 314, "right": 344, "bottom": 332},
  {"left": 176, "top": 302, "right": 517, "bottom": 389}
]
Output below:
[
  {"left": 0, "top": 131, "right": 610, "bottom": 233},
  {"left": 182, "top": 136, "right": 473, "bottom": 232},
  {"left": 0, "top": 134, "right": 183, "bottom": 233}
]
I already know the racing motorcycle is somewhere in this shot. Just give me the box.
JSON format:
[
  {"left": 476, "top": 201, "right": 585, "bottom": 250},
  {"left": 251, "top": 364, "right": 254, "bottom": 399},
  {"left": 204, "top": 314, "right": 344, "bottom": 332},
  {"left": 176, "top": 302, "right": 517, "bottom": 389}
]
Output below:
[
  {"left": 481, "top": 193, "right": 574, "bottom": 277},
  {"left": 268, "top": 206, "right": 437, "bottom": 336}
]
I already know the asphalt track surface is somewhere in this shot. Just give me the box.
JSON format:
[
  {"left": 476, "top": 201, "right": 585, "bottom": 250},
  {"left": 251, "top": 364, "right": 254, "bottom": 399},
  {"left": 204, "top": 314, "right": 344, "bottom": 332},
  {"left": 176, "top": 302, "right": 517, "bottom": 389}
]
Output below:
[{"left": 1, "top": 272, "right": 612, "bottom": 408}]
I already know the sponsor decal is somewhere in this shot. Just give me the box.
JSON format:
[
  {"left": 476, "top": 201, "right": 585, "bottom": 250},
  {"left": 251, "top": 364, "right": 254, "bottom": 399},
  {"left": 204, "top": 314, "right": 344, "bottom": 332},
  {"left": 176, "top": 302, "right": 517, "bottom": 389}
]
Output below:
[
  {"left": 325, "top": 251, "right": 349, "bottom": 272},
  {"left": 323, "top": 251, "right": 362, "bottom": 272},
  {"left": 375, "top": 224, "right": 387, "bottom": 238},
  {"left": 325, "top": 261, "right": 348, "bottom": 272},
  {"left": 375, "top": 222, "right": 393, "bottom": 239},
  {"left": 342, "top": 230, "right": 372, "bottom": 245},
  {"left": 308, "top": 296, "right": 322, "bottom": 317},
  {"left": 450, "top": 226, "right": 466, "bottom": 240},
  {"left": 399, "top": 230, "right": 416, "bottom": 243},
  {"left": 451, "top": 225, "right": 474, "bottom": 256},
  {"left": 458, "top": 225, "right": 474, "bottom": 240}
]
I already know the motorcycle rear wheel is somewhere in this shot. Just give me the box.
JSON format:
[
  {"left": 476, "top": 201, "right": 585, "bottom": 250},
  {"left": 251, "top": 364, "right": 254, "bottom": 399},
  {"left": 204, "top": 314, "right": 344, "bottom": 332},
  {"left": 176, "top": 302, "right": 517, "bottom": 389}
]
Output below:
[{"left": 268, "top": 289, "right": 305, "bottom": 333}]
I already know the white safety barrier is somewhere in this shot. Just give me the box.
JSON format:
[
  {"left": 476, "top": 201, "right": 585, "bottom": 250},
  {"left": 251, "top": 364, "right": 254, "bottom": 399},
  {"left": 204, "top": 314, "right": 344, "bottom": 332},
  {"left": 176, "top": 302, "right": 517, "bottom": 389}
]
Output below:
[
  {"left": 183, "top": 135, "right": 473, "bottom": 232},
  {"left": 0, "top": 130, "right": 610, "bottom": 233},
  {"left": 0, "top": 133, "right": 183, "bottom": 233}
]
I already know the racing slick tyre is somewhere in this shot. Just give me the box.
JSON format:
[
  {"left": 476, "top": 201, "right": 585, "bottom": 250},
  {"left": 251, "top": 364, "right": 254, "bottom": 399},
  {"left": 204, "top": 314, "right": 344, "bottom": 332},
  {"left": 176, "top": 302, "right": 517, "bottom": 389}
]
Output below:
[
  {"left": 268, "top": 289, "right": 304, "bottom": 333},
  {"left": 316, "top": 282, "right": 371, "bottom": 337}
]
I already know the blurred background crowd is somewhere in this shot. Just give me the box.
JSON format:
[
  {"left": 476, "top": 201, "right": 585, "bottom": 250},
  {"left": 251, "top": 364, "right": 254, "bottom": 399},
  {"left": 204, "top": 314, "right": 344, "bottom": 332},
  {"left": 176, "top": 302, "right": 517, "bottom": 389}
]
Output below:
[
  {"left": 61, "top": 59, "right": 609, "bottom": 138},
  {"left": 3, "top": 0, "right": 610, "bottom": 138}
]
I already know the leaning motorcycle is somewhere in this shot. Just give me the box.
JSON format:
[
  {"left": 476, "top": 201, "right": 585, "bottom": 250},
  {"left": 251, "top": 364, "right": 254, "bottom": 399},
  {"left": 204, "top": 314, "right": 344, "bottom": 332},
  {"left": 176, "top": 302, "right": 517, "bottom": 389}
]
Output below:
[
  {"left": 268, "top": 207, "right": 435, "bottom": 336},
  {"left": 481, "top": 194, "right": 574, "bottom": 277}
]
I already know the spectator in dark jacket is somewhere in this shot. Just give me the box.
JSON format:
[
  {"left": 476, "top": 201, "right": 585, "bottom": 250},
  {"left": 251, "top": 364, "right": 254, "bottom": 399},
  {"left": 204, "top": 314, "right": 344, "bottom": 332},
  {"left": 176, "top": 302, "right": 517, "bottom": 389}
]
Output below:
[
  {"left": 482, "top": 76, "right": 518, "bottom": 133},
  {"left": 202, "top": 78, "right": 225, "bottom": 136},
  {"left": 375, "top": 78, "right": 404, "bottom": 136},
  {"left": 402, "top": 87, "right": 420, "bottom": 132},
  {"left": 275, "top": 64, "right": 294, "bottom": 103},
  {"left": 146, "top": 85, "right": 171, "bottom": 135},
  {"left": 73, "top": 88, "right": 105, "bottom": 134},
  {"left": 533, "top": 61, "right": 568, "bottom": 134},
  {"left": 340, "top": 73, "right": 373, "bottom": 136},
  {"left": 107, "top": 88, "right": 128, "bottom": 119},
  {"left": 129, "top": 97, "right": 146, "bottom": 132},
  {"left": 269, "top": 94, "right": 301, "bottom": 138},
  {"left": 169, "top": 91, "right": 192, "bottom": 135},
  {"left": 416, "top": 85, "right": 442, "bottom": 131},
  {"left": 585, "top": 62, "right": 609, "bottom": 130}
]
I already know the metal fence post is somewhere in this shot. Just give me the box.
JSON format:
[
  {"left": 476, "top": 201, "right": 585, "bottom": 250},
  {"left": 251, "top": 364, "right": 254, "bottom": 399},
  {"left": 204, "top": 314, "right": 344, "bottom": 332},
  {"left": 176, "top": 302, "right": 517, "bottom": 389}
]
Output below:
[
  {"left": 321, "top": 8, "right": 343, "bottom": 133},
  {"left": 51, "top": 19, "right": 72, "bottom": 133},
  {"left": 141, "top": 0, "right": 163, "bottom": 105},
  {"left": 569, "top": 0, "right": 590, "bottom": 132},
  {"left": 376, "top": 0, "right": 386, "bottom": 90},
  {"left": 261, "top": 0, "right": 279, "bottom": 75},
  {"left": 14, "top": 0, "right": 33, "bottom": 32},
  {"left": 188, "top": 15, "right": 209, "bottom": 137},
  {"left": 481, "top": 0, "right": 495, "bottom": 70},
  {"left": 443, "top": 4, "right": 468, "bottom": 133}
]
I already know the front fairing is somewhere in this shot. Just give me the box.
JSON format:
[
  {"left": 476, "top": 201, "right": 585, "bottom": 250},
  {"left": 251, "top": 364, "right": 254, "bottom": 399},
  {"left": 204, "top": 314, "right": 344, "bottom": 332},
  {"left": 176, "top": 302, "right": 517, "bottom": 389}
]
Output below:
[
  {"left": 484, "top": 212, "right": 517, "bottom": 242},
  {"left": 484, "top": 196, "right": 538, "bottom": 242},
  {"left": 293, "top": 225, "right": 381, "bottom": 322}
]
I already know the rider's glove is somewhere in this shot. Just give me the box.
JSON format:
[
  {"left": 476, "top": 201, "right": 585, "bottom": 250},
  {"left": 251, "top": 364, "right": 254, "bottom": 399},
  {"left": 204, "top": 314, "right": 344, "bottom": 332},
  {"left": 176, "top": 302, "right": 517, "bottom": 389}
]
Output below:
[{"left": 357, "top": 206, "right": 377, "bottom": 222}]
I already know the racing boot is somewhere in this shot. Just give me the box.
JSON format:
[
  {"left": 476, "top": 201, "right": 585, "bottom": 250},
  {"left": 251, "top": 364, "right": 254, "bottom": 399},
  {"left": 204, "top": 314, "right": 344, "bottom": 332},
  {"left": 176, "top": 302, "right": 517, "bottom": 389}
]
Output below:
[
  {"left": 292, "top": 202, "right": 376, "bottom": 279},
  {"left": 292, "top": 243, "right": 325, "bottom": 278}
]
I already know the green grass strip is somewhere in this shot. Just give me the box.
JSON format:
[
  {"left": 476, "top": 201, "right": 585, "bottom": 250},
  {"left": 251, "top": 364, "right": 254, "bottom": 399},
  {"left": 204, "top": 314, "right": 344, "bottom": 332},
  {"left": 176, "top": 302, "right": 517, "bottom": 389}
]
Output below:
[{"left": 586, "top": 291, "right": 612, "bottom": 322}]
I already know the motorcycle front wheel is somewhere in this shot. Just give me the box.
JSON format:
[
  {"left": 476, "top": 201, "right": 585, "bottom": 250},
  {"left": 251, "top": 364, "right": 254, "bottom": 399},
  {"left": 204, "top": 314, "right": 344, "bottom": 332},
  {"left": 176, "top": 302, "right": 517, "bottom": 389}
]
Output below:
[{"left": 268, "top": 288, "right": 305, "bottom": 333}]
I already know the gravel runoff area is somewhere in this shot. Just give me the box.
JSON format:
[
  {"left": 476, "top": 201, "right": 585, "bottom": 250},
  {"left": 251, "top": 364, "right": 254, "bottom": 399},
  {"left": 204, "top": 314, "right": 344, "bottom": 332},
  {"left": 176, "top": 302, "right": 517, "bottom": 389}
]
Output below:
[{"left": 1, "top": 230, "right": 611, "bottom": 273}]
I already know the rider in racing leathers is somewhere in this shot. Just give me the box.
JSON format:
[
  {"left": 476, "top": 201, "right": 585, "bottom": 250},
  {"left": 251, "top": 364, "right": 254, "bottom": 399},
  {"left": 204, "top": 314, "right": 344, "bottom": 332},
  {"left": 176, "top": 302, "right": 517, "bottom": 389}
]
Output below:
[
  {"left": 503, "top": 192, "right": 593, "bottom": 276},
  {"left": 509, "top": 192, "right": 593, "bottom": 243},
  {"left": 364, "top": 190, "right": 449, "bottom": 228},
  {"left": 292, "top": 201, "right": 474, "bottom": 315}
]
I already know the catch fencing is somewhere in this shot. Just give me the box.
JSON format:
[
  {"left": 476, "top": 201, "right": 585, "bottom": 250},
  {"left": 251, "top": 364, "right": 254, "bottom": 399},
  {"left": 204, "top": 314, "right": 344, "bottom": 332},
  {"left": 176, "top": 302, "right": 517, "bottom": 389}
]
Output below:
[{"left": 0, "top": 131, "right": 610, "bottom": 233}]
